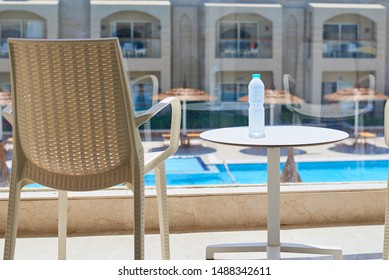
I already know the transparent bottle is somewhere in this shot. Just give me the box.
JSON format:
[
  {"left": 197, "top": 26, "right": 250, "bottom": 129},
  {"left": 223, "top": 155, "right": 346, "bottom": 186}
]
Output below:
[{"left": 248, "top": 73, "right": 265, "bottom": 138}]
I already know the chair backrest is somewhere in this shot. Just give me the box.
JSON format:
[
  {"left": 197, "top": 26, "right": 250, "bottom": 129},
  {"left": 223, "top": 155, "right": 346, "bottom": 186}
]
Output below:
[{"left": 8, "top": 38, "right": 143, "bottom": 191}]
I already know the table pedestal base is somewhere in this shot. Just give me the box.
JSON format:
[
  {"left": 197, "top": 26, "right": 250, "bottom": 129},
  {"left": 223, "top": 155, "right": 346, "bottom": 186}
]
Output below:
[{"left": 206, "top": 242, "right": 342, "bottom": 260}]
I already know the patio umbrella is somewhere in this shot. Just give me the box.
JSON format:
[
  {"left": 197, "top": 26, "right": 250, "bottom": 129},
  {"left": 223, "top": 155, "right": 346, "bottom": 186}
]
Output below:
[
  {"left": 239, "top": 89, "right": 305, "bottom": 125},
  {"left": 0, "top": 90, "right": 11, "bottom": 106},
  {"left": 153, "top": 87, "right": 217, "bottom": 135},
  {"left": 280, "top": 147, "right": 302, "bottom": 183},
  {"left": 324, "top": 87, "right": 388, "bottom": 137}
]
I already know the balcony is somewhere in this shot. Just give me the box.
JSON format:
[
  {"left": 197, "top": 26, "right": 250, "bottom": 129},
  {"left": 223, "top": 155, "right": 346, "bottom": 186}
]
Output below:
[
  {"left": 0, "top": 134, "right": 386, "bottom": 260},
  {"left": 119, "top": 38, "right": 161, "bottom": 59},
  {"left": 216, "top": 39, "right": 272, "bottom": 59},
  {"left": 322, "top": 40, "right": 377, "bottom": 59}
]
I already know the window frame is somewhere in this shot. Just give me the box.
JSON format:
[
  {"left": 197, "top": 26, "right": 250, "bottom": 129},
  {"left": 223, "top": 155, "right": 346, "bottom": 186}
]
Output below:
[
  {"left": 0, "top": 19, "right": 45, "bottom": 39},
  {"left": 217, "top": 20, "right": 260, "bottom": 58}
]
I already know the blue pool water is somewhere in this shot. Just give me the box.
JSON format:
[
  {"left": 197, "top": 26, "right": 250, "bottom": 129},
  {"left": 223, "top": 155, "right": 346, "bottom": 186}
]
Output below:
[
  {"left": 25, "top": 157, "right": 389, "bottom": 188},
  {"left": 144, "top": 157, "right": 389, "bottom": 186}
]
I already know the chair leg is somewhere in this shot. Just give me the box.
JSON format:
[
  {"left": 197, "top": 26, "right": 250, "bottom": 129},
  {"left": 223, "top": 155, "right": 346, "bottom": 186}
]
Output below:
[
  {"left": 131, "top": 181, "right": 145, "bottom": 260},
  {"left": 58, "top": 190, "right": 68, "bottom": 260},
  {"left": 3, "top": 182, "right": 22, "bottom": 260},
  {"left": 155, "top": 162, "right": 170, "bottom": 260}
]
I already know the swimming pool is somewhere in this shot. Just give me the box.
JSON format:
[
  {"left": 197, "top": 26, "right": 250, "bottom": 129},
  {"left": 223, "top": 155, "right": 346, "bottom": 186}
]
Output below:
[
  {"left": 24, "top": 156, "right": 389, "bottom": 188},
  {"left": 145, "top": 157, "right": 389, "bottom": 186}
]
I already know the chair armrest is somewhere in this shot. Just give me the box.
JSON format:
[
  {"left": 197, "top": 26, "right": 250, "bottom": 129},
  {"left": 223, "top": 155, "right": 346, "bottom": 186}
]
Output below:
[
  {"left": 2, "top": 104, "right": 12, "bottom": 126},
  {"left": 136, "top": 97, "right": 180, "bottom": 127},
  {"left": 283, "top": 74, "right": 300, "bottom": 111},
  {"left": 136, "top": 96, "right": 181, "bottom": 152},
  {"left": 283, "top": 74, "right": 295, "bottom": 93},
  {"left": 129, "top": 74, "right": 158, "bottom": 103},
  {"left": 385, "top": 100, "right": 389, "bottom": 146}
]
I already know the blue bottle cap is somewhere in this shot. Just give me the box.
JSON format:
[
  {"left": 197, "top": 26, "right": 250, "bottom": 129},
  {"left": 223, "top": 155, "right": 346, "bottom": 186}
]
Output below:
[{"left": 252, "top": 73, "right": 261, "bottom": 79}]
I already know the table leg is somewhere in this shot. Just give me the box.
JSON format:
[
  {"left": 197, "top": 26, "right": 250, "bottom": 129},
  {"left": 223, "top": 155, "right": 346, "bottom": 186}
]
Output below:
[
  {"left": 267, "top": 147, "right": 281, "bottom": 260},
  {"left": 205, "top": 145, "right": 342, "bottom": 260}
]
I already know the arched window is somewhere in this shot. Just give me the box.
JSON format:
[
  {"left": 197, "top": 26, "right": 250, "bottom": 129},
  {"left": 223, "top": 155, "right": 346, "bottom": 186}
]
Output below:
[
  {"left": 102, "top": 11, "right": 161, "bottom": 58},
  {"left": 216, "top": 13, "right": 272, "bottom": 58},
  {"left": 0, "top": 11, "right": 46, "bottom": 58},
  {"left": 322, "top": 14, "right": 376, "bottom": 58}
]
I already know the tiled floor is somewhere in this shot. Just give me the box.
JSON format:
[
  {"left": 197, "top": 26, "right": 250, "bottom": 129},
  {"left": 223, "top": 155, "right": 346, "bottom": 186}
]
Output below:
[{"left": 0, "top": 224, "right": 384, "bottom": 260}]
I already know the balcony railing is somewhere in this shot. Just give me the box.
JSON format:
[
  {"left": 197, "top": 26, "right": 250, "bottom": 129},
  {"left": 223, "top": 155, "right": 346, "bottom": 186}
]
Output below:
[
  {"left": 322, "top": 40, "right": 377, "bottom": 58},
  {"left": 216, "top": 39, "right": 272, "bottom": 59},
  {"left": 119, "top": 38, "right": 161, "bottom": 58}
]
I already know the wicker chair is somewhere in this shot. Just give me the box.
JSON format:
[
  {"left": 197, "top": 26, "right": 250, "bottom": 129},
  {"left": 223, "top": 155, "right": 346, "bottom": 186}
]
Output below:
[
  {"left": 384, "top": 100, "right": 389, "bottom": 260},
  {"left": 2, "top": 38, "right": 181, "bottom": 260}
]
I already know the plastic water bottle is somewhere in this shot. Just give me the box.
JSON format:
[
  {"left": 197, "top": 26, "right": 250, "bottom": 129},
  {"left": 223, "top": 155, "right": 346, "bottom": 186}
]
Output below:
[{"left": 248, "top": 73, "right": 265, "bottom": 138}]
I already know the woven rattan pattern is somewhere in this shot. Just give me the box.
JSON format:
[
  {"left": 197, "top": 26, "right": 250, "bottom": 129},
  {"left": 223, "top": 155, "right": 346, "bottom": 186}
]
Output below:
[{"left": 8, "top": 39, "right": 144, "bottom": 191}]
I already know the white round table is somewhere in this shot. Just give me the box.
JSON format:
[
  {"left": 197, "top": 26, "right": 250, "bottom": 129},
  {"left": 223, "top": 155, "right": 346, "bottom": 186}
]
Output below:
[{"left": 201, "top": 126, "right": 349, "bottom": 260}]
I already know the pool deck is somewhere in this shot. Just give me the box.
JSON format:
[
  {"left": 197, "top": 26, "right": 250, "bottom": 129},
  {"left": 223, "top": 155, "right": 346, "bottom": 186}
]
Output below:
[
  {"left": 5, "top": 129, "right": 389, "bottom": 168},
  {"left": 144, "top": 132, "right": 389, "bottom": 165}
]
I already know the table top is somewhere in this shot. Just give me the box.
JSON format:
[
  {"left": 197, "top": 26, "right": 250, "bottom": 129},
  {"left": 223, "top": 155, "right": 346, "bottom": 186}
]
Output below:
[{"left": 200, "top": 126, "right": 349, "bottom": 148}]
